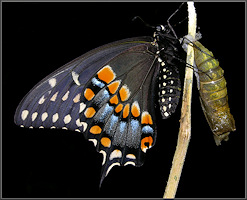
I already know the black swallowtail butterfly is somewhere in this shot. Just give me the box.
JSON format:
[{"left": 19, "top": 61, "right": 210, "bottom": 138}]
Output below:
[
  {"left": 192, "top": 41, "right": 236, "bottom": 145},
  {"left": 6, "top": 2, "right": 244, "bottom": 198},
  {"left": 14, "top": 12, "right": 183, "bottom": 186}
]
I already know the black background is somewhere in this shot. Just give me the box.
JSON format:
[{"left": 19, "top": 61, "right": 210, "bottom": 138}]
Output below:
[{"left": 2, "top": 2, "right": 245, "bottom": 198}]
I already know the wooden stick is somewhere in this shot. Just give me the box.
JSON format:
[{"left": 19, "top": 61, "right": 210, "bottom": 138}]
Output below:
[{"left": 163, "top": 2, "right": 197, "bottom": 198}]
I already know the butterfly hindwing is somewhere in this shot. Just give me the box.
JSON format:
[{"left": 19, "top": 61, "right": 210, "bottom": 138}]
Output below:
[{"left": 77, "top": 45, "right": 160, "bottom": 184}]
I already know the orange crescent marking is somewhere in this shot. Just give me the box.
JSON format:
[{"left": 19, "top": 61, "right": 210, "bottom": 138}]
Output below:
[
  {"left": 84, "top": 88, "right": 95, "bottom": 101},
  {"left": 108, "top": 80, "right": 120, "bottom": 94},
  {"left": 97, "top": 65, "right": 115, "bottom": 84},
  {"left": 141, "top": 136, "right": 153, "bottom": 152},
  {"left": 90, "top": 125, "right": 102, "bottom": 134},
  {"left": 141, "top": 112, "right": 153, "bottom": 125},
  {"left": 101, "top": 137, "right": 111, "bottom": 147},
  {"left": 119, "top": 85, "right": 130, "bottom": 101},
  {"left": 131, "top": 102, "right": 140, "bottom": 117},
  {"left": 115, "top": 104, "right": 123, "bottom": 113},
  {"left": 123, "top": 104, "right": 130, "bottom": 118},
  {"left": 141, "top": 112, "right": 148, "bottom": 124},
  {"left": 84, "top": 107, "right": 96, "bottom": 118},
  {"left": 109, "top": 95, "right": 119, "bottom": 105}
]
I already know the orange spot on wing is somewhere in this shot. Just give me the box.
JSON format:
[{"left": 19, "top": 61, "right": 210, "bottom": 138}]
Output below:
[
  {"left": 115, "top": 104, "right": 123, "bottom": 113},
  {"left": 131, "top": 102, "right": 140, "bottom": 117},
  {"left": 84, "top": 88, "right": 95, "bottom": 101},
  {"left": 101, "top": 137, "right": 111, "bottom": 147},
  {"left": 108, "top": 80, "right": 120, "bottom": 94},
  {"left": 97, "top": 65, "right": 116, "bottom": 84},
  {"left": 109, "top": 95, "right": 118, "bottom": 105},
  {"left": 141, "top": 136, "right": 153, "bottom": 152},
  {"left": 119, "top": 85, "right": 130, "bottom": 101},
  {"left": 90, "top": 125, "right": 102, "bottom": 134},
  {"left": 122, "top": 104, "right": 130, "bottom": 118},
  {"left": 84, "top": 107, "right": 96, "bottom": 118},
  {"left": 141, "top": 112, "right": 153, "bottom": 125}
]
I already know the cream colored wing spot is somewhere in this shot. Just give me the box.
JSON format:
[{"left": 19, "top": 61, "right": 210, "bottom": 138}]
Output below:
[
  {"left": 31, "top": 112, "right": 38, "bottom": 121},
  {"left": 52, "top": 113, "right": 59, "bottom": 123},
  {"left": 48, "top": 78, "right": 57, "bottom": 88},
  {"left": 38, "top": 95, "right": 46, "bottom": 104},
  {"left": 63, "top": 114, "right": 72, "bottom": 124},
  {"left": 71, "top": 71, "right": 81, "bottom": 86},
  {"left": 41, "top": 112, "right": 48, "bottom": 122},
  {"left": 62, "top": 91, "right": 70, "bottom": 101},
  {"left": 21, "top": 110, "right": 29, "bottom": 121},
  {"left": 99, "top": 150, "right": 107, "bottom": 165},
  {"left": 50, "top": 92, "right": 59, "bottom": 101},
  {"left": 106, "top": 163, "right": 120, "bottom": 176}
]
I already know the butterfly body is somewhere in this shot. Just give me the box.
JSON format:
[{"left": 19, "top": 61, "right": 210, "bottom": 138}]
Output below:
[{"left": 15, "top": 26, "right": 181, "bottom": 185}]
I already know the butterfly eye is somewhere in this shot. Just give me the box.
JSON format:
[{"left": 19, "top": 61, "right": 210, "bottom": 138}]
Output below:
[{"left": 156, "top": 25, "right": 163, "bottom": 32}]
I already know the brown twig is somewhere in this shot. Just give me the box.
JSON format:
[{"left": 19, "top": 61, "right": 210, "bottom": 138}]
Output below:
[{"left": 163, "top": 2, "right": 197, "bottom": 198}]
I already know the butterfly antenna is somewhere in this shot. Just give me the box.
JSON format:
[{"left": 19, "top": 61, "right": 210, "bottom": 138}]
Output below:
[
  {"left": 132, "top": 16, "right": 155, "bottom": 29},
  {"left": 167, "top": 2, "right": 186, "bottom": 39},
  {"left": 173, "top": 16, "right": 188, "bottom": 28}
]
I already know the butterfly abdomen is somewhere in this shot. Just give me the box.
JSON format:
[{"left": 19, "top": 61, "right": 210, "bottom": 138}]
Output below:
[
  {"left": 193, "top": 41, "right": 236, "bottom": 145},
  {"left": 155, "top": 30, "right": 182, "bottom": 120},
  {"left": 158, "top": 61, "right": 181, "bottom": 119}
]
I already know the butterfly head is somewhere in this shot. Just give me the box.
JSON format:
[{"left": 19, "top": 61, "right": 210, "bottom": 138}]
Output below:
[{"left": 155, "top": 25, "right": 170, "bottom": 33}]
